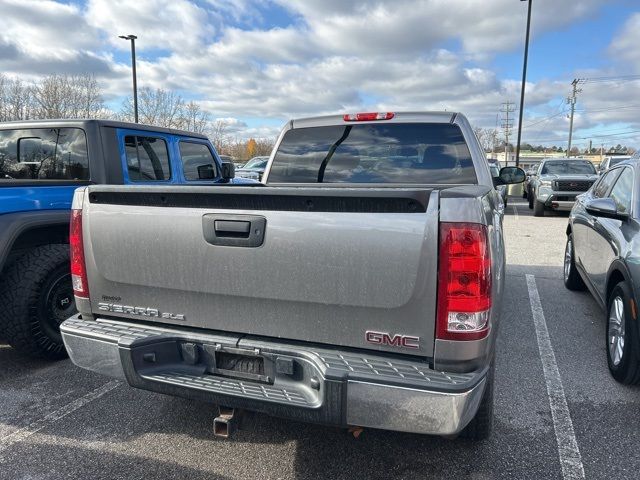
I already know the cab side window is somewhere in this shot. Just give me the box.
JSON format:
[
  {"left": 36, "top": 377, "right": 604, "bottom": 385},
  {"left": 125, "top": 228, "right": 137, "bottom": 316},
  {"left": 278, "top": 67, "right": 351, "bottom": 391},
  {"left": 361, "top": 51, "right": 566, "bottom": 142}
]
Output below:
[
  {"left": 124, "top": 136, "right": 170, "bottom": 181},
  {"left": 593, "top": 169, "right": 620, "bottom": 198},
  {"left": 608, "top": 167, "right": 634, "bottom": 214},
  {"left": 0, "top": 128, "right": 89, "bottom": 181},
  {"left": 180, "top": 142, "right": 217, "bottom": 180}
]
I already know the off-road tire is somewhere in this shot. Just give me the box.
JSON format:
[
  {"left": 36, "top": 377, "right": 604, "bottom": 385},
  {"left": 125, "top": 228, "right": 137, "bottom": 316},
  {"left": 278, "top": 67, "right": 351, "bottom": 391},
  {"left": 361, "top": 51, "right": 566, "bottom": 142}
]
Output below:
[
  {"left": 563, "top": 234, "right": 586, "bottom": 291},
  {"left": 606, "top": 282, "right": 640, "bottom": 385},
  {"left": 533, "top": 198, "right": 545, "bottom": 217},
  {"left": 460, "top": 363, "right": 494, "bottom": 440},
  {"left": 0, "top": 244, "right": 74, "bottom": 360}
]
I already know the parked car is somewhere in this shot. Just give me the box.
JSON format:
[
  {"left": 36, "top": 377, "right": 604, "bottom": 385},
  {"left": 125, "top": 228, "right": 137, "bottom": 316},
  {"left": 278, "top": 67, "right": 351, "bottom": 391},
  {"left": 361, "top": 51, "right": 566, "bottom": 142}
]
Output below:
[
  {"left": 490, "top": 164, "right": 508, "bottom": 207},
  {"left": 527, "top": 158, "right": 598, "bottom": 217},
  {"left": 60, "top": 111, "right": 524, "bottom": 440},
  {"left": 235, "top": 156, "right": 269, "bottom": 181},
  {"left": 598, "top": 156, "right": 632, "bottom": 175},
  {"left": 0, "top": 119, "right": 244, "bottom": 359},
  {"left": 522, "top": 166, "right": 538, "bottom": 198},
  {"left": 219, "top": 155, "right": 240, "bottom": 168},
  {"left": 564, "top": 159, "right": 640, "bottom": 384}
]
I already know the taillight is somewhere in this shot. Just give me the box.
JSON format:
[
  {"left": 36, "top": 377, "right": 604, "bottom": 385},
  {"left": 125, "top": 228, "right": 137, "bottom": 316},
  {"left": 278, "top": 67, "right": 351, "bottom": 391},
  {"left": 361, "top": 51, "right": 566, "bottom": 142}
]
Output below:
[
  {"left": 70, "top": 209, "right": 89, "bottom": 298},
  {"left": 343, "top": 112, "right": 395, "bottom": 122},
  {"left": 437, "top": 223, "right": 491, "bottom": 341}
]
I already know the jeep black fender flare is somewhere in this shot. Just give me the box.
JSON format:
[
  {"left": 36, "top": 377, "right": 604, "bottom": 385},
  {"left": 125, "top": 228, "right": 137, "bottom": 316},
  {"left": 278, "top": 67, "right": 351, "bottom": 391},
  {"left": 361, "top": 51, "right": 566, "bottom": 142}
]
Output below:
[{"left": 0, "top": 210, "right": 71, "bottom": 273}]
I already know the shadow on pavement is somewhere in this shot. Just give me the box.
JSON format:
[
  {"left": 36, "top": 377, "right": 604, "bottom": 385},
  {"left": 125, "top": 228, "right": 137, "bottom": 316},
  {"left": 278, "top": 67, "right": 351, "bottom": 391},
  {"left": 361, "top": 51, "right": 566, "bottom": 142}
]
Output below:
[
  {"left": 0, "top": 343, "right": 60, "bottom": 381},
  {"left": 0, "top": 442, "right": 234, "bottom": 480}
]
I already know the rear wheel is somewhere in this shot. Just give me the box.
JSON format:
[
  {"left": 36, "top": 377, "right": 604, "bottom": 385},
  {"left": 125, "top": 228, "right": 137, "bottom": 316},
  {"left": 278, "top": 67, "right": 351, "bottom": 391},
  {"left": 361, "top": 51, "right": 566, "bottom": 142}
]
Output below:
[
  {"left": 533, "top": 198, "right": 545, "bottom": 217},
  {"left": 563, "top": 235, "right": 585, "bottom": 291},
  {"left": 0, "top": 245, "right": 74, "bottom": 360},
  {"left": 606, "top": 282, "right": 640, "bottom": 384},
  {"left": 460, "top": 363, "right": 494, "bottom": 441}
]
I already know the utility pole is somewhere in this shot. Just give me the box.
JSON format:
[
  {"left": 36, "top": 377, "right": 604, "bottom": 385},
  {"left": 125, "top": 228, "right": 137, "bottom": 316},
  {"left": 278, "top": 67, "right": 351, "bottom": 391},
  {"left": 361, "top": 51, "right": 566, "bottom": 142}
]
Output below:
[
  {"left": 515, "top": 0, "right": 533, "bottom": 168},
  {"left": 567, "top": 78, "right": 582, "bottom": 157},
  {"left": 119, "top": 34, "right": 139, "bottom": 123},
  {"left": 500, "top": 102, "right": 515, "bottom": 166}
]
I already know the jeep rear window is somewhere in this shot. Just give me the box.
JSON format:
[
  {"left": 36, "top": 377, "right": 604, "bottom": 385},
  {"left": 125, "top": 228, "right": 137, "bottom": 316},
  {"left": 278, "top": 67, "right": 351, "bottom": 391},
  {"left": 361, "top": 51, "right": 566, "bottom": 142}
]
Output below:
[
  {"left": 0, "top": 128, "right": 89, "bottom": 181},
  {"left": 267, "top": 123, "right": 477, "bottom": 184}
]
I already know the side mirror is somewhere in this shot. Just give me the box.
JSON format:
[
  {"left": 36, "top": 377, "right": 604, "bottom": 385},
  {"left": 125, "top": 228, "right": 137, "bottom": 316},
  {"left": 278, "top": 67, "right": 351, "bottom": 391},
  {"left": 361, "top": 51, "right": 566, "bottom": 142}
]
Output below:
[
  {"left": 585, "top": 197, "right": 628, "bottom": 221},
  {"left": 221, "top": 160, "right": 235, "bottom": 181},
  {"left": 496, "top": 166, "right": 525, "bottom": 185},
  {"left": 197, "top": 164, "right": 215, "bottom": 180}
]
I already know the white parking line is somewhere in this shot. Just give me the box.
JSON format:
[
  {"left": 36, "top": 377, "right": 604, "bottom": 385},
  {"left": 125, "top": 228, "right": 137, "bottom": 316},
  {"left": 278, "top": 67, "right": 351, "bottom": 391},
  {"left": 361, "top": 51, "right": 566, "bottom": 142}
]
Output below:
[
  {"left": 511, "top": 204, "right": 519, "bottom": 219},
  {"left": 526, "top": 274, "right": 585, "bottom": 480},
  {"left": 0, "top": 380, "right": 120, "bottom": 453}
]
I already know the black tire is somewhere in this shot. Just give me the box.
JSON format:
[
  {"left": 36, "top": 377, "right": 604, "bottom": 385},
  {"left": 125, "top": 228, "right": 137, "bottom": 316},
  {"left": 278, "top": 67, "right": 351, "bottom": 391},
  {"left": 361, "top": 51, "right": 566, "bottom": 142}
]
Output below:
[
  {"left": 503, "top": 196, "right": 508, "bottom": 208},
  {"left": 522, "top": 189, "right": 527, "bottom": 199},
  {"left": 606, "top": 282, "right": 640, "bottom": 385},
  {"left": 0, "top": 244, "right": 75, "bottom": 360},
  {"left": 528, "top": 189, "right": 534, "bottom": 209},
  {"left": 563, "top": 234, "right": 585, "bottom": 291},
  {"left": 533, "top": 198, "right": 545, "bottom": 217},
  {"left": 460, "top": 363, "right": 494, "bottom": 441}
]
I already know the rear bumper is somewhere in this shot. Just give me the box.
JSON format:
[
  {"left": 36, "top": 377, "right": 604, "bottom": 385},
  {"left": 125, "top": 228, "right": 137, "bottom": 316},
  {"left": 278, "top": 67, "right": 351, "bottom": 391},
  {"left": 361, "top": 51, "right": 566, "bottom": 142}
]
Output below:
[{"left": 61, "top": 315, "right": 487, "bottom": 436}]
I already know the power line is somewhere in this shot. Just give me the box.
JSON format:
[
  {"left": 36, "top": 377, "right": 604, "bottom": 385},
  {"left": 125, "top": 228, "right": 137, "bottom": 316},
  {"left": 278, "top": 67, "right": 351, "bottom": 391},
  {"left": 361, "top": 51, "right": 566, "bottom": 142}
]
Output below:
[
  {"left": 575, "top": 104, "right": 640, "bottom": 113},
  {"left": 522, "top": 109, "right": 567, "bottom": 129},
  {"left": 525, "top": 129, "right": 640, "bottom": 143},
  {"left": 580, "top": 75, "right": 640, "bottom": 84}
]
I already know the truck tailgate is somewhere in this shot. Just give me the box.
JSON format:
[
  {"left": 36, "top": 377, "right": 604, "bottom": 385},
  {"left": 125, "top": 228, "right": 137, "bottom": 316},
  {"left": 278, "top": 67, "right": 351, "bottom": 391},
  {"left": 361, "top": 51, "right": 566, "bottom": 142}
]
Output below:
[{"left": 82, "top": 185, "right": 439, "bottom": 357}]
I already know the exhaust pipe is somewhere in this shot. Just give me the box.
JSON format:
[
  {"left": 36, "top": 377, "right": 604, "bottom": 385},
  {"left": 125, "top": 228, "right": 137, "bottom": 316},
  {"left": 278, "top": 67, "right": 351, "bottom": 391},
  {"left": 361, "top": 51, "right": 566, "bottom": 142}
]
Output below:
[{"left": 213, "top": 406, "right": 238, "bottom": 439}]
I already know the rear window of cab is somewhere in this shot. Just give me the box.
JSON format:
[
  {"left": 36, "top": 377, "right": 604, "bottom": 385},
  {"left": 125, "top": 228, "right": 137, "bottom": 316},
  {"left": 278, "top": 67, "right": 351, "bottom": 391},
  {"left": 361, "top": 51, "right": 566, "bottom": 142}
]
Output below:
[{"left": 267, "top": 123, "right": 476, "bottom": 184}]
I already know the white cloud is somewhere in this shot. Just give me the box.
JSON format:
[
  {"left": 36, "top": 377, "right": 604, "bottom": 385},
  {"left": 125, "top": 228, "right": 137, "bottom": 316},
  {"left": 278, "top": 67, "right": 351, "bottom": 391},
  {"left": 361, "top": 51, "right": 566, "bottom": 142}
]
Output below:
[
  {"left": 85, "top": 0, "right": 213, "bottom": 53},
  {"left": 274, "top": 0, "right": 608, "bottom": 57},
  {"left": 609, "top": 12, "right": 640, "bottom": 68},
  {"left": 0, "top": 0, "right": 638, "bottom": 147}
]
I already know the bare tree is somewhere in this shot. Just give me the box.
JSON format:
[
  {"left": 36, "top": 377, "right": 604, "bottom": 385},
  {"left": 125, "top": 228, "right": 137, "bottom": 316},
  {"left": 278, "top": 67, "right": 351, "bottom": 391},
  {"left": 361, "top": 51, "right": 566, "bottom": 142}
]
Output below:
[
  {"left": 180, "top": 101, "right": 210, "bottom": 133},
  {"left": 32, "top": 74, "right": 105, "bottom": 119},
  {"left": 254, "top": 138, "right": 275, "bottom": 156},
  {"left": 0, "top": 75, "right": 34, "bottom": 121},
  {"left": 473, "top": 127, "right": 499, "bottom": 153},
  {"left": 121, "top": 87, "right": 185, "bottom": 128},
  {"left": 208, "top": 119, "right": 230, "bottom": 152}
]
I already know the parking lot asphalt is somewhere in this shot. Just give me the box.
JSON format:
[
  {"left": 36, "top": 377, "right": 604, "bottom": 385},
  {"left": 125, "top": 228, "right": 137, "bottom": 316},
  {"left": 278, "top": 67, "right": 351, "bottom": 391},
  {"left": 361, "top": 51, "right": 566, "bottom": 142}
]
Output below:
[{"left": 2, "top": 198, "right": 639, "bottom": 479}]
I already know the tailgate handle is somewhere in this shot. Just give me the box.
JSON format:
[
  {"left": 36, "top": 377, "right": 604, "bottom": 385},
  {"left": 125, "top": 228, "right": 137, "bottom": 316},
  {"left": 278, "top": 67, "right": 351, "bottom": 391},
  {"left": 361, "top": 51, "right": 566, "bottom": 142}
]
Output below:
[
  {"left": 214, "top": 220, "right": 251, "bottom": 236},
  {"left": 203, "top": 214, "right": 266, "bottom": 247}
]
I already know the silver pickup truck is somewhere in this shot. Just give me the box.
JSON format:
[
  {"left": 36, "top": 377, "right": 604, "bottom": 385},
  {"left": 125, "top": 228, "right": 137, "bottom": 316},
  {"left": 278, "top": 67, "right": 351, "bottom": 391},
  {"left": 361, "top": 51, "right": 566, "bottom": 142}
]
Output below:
[{"left": 60, "top": 112, "right": 524, "bottom": 440}]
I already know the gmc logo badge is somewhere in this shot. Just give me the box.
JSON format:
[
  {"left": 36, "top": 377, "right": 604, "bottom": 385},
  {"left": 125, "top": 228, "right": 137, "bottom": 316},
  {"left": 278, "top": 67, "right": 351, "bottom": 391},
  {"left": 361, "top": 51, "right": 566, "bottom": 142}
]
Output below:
[{"left": 365, "top": 330, "right": 420, "bottom": 349}]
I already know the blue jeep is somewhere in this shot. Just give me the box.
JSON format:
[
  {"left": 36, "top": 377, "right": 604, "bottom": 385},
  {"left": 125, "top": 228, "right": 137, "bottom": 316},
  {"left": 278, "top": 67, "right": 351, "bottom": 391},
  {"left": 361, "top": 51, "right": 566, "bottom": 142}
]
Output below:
[{"left": 0, "top": 119, "right": 247, "bottom": 359}]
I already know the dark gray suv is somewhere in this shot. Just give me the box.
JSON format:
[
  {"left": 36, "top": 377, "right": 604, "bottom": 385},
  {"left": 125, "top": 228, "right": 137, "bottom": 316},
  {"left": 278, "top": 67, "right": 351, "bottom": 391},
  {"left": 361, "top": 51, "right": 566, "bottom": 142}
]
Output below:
[{"left": 564, "top": 159, "right": 640, "bottom": 384}]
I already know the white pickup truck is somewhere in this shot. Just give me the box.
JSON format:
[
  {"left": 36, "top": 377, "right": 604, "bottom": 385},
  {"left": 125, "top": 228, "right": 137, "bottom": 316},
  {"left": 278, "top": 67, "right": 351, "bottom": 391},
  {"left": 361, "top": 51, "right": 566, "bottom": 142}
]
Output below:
[{"left": 60, "top": 111, "right": 524, "bottom": 440}]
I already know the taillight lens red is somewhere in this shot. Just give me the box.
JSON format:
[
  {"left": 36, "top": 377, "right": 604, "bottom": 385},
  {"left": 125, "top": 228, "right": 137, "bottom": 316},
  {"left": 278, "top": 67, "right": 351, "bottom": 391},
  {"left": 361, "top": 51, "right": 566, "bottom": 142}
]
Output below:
[
  {"left": 437, "top": 223, "right": 491, "bottom": 341},
  {"left": 343, "top": 112, "right": 395, "bottom": 122},
  {"left": 70, "top": 209, "right": 89, "bottom": 298}
]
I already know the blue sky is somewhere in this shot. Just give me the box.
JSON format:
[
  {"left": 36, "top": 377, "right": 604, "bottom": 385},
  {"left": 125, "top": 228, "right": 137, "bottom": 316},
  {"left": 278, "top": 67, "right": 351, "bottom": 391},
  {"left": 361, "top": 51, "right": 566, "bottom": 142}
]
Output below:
[{"left": 2, "top": 0, "right": 640, "bottom": 148}]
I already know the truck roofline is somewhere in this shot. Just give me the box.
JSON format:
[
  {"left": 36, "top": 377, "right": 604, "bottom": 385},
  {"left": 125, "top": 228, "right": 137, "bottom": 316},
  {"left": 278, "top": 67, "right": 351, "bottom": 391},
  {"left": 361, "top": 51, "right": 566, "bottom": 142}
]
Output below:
[
  {"left": 291, "top": 111, "right": 457, "bottom": 129},
  {"left": 0, "top": 119, "right": 208, "bottom": 140}
]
